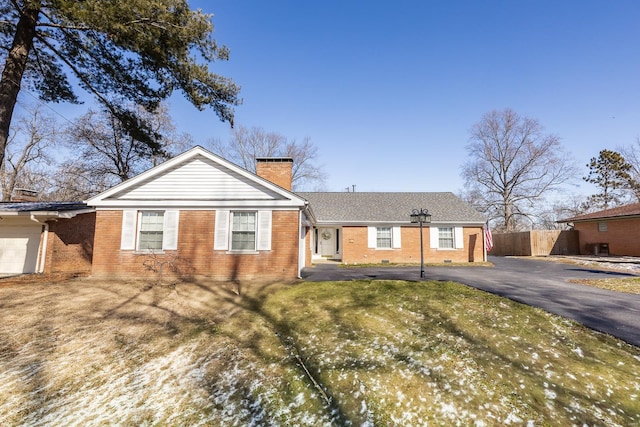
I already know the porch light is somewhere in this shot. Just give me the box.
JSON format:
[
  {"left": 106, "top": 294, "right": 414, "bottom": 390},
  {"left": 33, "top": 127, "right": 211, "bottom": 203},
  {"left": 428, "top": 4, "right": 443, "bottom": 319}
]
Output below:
[{"left": 410, "top": 208, "right": 431, "bottom": 278}]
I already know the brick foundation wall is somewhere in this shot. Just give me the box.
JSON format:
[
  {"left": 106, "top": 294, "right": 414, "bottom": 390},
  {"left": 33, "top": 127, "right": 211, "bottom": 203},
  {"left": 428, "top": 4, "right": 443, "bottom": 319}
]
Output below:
[
  {"left": 341, "top": 226, "right": 484, "bottom": 264},
  {"left": 92, "top": 209, "right": 301, "bottom": 281},
  {"left": 574, "top": 218, "right": 640, "bottom": 256},
  {"left": 44, "top": 212, "right": 95, "bottom": 274}
]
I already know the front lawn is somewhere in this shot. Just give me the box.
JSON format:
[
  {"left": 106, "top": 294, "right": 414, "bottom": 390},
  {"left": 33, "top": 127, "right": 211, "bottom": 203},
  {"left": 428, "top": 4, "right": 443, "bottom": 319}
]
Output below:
[{"left": 0, "top": 277, "right": 638, "bottom": 426}]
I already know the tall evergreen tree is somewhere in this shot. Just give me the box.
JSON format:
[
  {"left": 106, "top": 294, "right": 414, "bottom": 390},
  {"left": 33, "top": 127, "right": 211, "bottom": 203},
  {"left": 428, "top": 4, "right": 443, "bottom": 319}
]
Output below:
[
  {"left": 0, "top": 1, "right": 240, "bottom": 169},
  {"left": 583, "top": 149, "right": 636, "bottom": 209}
]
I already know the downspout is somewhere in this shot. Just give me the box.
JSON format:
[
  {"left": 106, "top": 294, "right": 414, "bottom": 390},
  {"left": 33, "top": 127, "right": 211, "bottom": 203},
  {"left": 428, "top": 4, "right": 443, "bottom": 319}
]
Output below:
[
  {"left": 298, "top": 209, "right": 304, "bottom": 279},
  {"left": 30, "top": 215, "right": 49, "bottom": 274},
  {"left": 298, "top": 201, "right": 313, "bottom": 279}
]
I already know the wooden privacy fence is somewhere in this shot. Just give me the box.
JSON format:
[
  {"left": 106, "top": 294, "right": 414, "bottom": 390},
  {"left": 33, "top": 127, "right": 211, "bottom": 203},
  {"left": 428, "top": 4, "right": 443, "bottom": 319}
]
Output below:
[{"left": 491, "top": 230, "right": 579, "bottom": 256}]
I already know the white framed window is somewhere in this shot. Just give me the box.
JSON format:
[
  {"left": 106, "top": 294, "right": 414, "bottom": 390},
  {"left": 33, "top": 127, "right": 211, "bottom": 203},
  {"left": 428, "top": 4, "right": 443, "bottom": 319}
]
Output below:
[
  {"left": 430, "top": 226, "right": 464, "bottom": 250},
  {"left": 438, "top": 227, "right": 454, "bottom": 249},
  {"left": 377, "top": 227, "right": 392, "bottom": 248},
  {"left": 598, "top": 221, "right": 608, "bottom": 232},
  {"left": 368, "top": 226, "right": 401, "bottom": 249},
  {"left": 120, "top": 210, "right": 179, "bottom": 251},
  {"left": 231, "top": 211, "right": 256, "bottom": 251},
  {"left": 139, "top": 211, "right": 164, "bottom": 250},
  {"left": 214, "top": 210, "right": 272, "bottom": 252}
]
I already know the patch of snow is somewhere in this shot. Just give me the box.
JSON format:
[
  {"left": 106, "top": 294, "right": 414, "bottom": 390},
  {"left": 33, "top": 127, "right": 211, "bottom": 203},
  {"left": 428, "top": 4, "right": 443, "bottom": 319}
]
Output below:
[{"left": 504, "top": 411, "right": 523, "bottom": 424}]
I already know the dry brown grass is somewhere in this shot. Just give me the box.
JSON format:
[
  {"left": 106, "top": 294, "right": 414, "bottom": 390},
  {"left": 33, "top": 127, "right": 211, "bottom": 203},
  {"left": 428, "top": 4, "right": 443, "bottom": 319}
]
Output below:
[
  {"left": 0, "top": 276, "right": 329, "bottom": 426},
  {"left": 538, "top": 255, "right": 640, "bottom": 295},
  {"left": 570, "top": 277, "right": 640, "bottom": 295}
]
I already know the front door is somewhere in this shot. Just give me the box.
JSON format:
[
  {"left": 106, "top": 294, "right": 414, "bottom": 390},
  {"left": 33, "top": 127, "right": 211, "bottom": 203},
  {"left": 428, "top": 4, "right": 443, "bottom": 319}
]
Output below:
[{"left": 319, "top": 228, "right": 336, "bottom": 257}]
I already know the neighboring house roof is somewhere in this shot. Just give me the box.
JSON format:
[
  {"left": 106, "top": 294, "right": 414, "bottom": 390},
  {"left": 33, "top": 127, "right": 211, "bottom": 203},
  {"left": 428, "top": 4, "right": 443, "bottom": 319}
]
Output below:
[
  {"left": 296, "top": 192, "right": 486, "bottom": 225},
  {"left": 559, "top": 202, "right": 640, "bottom": 223},
  {"left": 0, "top": 202, "right": 92, "bottom": 218},
  {"left": 86, "top": 146, "right": 308, "bottom": 209}
]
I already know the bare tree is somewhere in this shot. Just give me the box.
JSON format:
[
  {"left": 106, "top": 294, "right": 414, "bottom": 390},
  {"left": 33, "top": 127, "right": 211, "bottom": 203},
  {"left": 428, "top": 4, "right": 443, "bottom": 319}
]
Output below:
[
  {"left": 46, "top": 162, "right": 114, "bottom": 201},
  {"left": 59, "top": 103, "right": 193, "bottom": 198},
  {"left": 461, "top": 109, "right": 577, "bottom": 231},
  {"left": 0, "top": 104, "right": 59, "bottom": 201},
  {"left": 144, "top": 103, "right": 193, "bottom": 166},
  {"left": 535, "top": 195, "right": 593, "bottom": 230},
  {"left": 618, "top": 138, "right": 640, "bottom": 202},
  {"left": 209, "top": 125, "right": 326, "bottom": 191}
]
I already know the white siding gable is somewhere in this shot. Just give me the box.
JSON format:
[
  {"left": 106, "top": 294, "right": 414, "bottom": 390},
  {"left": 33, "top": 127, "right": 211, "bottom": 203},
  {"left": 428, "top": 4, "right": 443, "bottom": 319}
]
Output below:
[{"left": 112, "top": 156, "right": 283, "bottom": 201}]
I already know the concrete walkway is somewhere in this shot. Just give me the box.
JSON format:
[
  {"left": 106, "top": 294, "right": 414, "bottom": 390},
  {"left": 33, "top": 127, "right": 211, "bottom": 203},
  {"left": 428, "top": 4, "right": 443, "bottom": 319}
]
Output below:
[{"left": 301, "top": 256, "right": 640, "bottom": 347}]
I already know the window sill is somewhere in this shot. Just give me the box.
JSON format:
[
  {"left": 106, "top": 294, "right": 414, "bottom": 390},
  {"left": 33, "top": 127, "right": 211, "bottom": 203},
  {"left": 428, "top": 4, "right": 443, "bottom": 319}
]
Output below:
[
  {"left": 134, "top": 250, "right": 165, "bottom": 255},
  {"left": 226, "top": 250, "right": 260, "bottom": 255},
  {"left": 375, "top": 248, "right": 395, "bottom": 250}
]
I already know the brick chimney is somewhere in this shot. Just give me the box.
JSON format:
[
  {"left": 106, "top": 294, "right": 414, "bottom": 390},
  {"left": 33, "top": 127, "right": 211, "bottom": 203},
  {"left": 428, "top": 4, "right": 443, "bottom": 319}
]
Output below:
[
  {"left": 11, "top": 188, "right": 38, "bottom": 202},
  {"left": 256, "top": 157, "right": 293, "bottom": 191}
]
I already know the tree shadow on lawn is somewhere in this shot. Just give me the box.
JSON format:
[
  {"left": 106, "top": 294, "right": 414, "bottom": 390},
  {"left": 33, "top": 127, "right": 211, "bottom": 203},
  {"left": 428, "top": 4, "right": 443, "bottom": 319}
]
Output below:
[
  {"left": 60, "top": 275, "right": 350, "bottom": 424},
  {"left": 0, "top": 278, "right": 238, "bottom": 424},
  {"left": 263, "top": 279, "right": 640, "bottom": 426},
  {"left": 186, "top": 278, "right": 353, "bottom": 425},
  {"left": 3, "top": 275, "right": 638, "bottom": 426}
]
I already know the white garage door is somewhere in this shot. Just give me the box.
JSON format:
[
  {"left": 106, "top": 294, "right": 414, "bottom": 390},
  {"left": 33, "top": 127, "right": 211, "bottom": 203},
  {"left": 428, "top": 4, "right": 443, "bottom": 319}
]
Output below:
[{"left": 0, "top": 225, "right": 42, "bottom": 274}]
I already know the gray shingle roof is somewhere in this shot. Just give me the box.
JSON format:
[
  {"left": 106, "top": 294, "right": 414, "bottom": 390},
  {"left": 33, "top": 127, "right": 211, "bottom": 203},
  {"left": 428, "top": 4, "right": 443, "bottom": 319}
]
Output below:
[
  {"left": 297, "top": 192, "right": 486, "bottom": 224},
  {"left": 0, "top": 202, "right": 89, "bottom": 212}
]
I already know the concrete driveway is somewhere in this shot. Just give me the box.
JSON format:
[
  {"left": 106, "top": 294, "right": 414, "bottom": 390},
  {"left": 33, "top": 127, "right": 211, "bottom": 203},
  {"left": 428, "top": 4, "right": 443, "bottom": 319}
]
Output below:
[{"left": 301, "top": 256, "right": 640, "bottom": 347}]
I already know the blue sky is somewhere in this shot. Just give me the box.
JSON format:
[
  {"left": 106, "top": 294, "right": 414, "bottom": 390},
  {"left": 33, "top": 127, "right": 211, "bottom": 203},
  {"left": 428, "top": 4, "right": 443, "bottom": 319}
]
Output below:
[
  {"left": 28, "top": 1, "right": 640, "bottom": 194},
  {"left": 171, "top": 0, "right": 640, "bottom": 194}
]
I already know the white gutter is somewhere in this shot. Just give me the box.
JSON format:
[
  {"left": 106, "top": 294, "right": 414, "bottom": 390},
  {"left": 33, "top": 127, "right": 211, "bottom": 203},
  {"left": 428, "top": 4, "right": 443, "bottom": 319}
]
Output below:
[
  {"left": 298, "top": 210, "right": 303, "bottom": 278},
  {"left": 30, "top": 215, "right": 49, "bottom": 274},
  {"left": 1, "top": 208, "right": 94, "bottom": 218},
  {"left": 58, "top": 208, "right": 95, "bottom": 219},
  {"left": 39, "top": 223, "right": 49, "bottom": 273}
]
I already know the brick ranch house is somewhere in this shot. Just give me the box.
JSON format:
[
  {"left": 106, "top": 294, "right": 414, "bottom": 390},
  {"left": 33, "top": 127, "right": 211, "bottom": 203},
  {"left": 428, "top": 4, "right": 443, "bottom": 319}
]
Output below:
[
  {"left": 1, "top": 146, "right": 488, "bottom": 280},
  {"left": 298, "top": 192, "right": 487, "bottom": 265},
  {"left": 559, "top": 202, "right": 640, "bottom": 256}
]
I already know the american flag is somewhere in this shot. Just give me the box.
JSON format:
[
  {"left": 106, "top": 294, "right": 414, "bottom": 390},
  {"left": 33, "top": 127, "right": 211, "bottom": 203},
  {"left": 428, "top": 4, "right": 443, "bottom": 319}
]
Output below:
[{"left": 484, "top": 222, "right": 493, "bottom": 252}]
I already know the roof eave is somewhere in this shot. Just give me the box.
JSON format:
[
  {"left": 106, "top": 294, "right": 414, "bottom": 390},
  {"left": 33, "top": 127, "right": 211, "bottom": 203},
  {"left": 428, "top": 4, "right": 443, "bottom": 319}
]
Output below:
[
  {"left": 312, "top": 220, "right": 486, "bottom": 227},
  {"left": 559, "top": 213, "right": 640, "bottom": 223}
]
